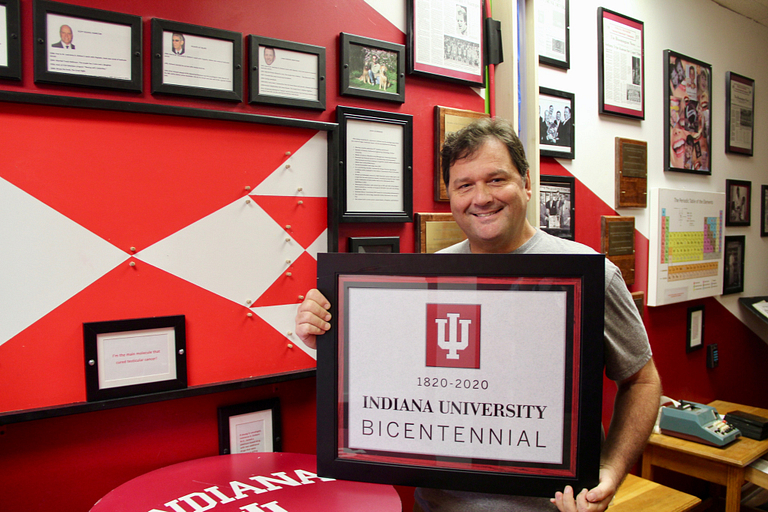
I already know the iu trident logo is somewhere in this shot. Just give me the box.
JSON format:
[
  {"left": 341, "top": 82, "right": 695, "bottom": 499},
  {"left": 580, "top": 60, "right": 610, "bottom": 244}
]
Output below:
[{"left": 426, "top": 304, "right": 481, "bottom": 369}]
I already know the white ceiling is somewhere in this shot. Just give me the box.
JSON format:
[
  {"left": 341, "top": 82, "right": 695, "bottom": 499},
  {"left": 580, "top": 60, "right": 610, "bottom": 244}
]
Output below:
[{"left": 713, "top": 0, "right": 768, "bottom": 26}]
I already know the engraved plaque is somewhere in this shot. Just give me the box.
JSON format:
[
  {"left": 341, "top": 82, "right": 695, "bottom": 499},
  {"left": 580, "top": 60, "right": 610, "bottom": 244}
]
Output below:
[
  {"left": 601, "top": 216, "right": 635, "bottom": 285},
  {"left": 615, "top": 138, "right": 647, "bottom": 208},
  {"left": 607, "top": 221, "right": 634, "bottom": 256},
  {"left": 416, "top": 213, "right": 467, "bottom": 253}
]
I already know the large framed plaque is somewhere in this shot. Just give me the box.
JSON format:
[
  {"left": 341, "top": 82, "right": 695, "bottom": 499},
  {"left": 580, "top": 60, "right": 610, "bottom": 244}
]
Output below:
[{"left": 316, "top": 253, "right": 605, "bottom": 497}]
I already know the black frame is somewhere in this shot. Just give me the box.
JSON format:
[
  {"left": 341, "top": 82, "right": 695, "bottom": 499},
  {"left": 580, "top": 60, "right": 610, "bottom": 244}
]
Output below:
[
  {"left": 33, "top": 0, "right": 142, "bottom": 92},
  {"left": 762, "top": 185, "right": 768, "bottom": 237},
  {"left": 686, "top": 304, "right": 704, "bottom": 353},
  {"left": 84, "top": 315, "right": 187, "bottom": 402},
  {"left": 248, "top": 35, "right": 325, "bottom": 110},
  {"left": 340, "top": 33, "right": 404, "bottom": 103},
  {"left": 539, "top": 175, "right": 575, "bottom": 240},
  {"left": 348, "top": 236, "right": 400, "bottom": 253},
  {"left": 0, "top": 0, "right": 21, "bottom": 80},
  {"left": 406, "top": 0, "right": 485, "bottom": 87},
  {"left": 597, "top": 8, "right": 644, "bottom": 119},
  {"left": 725, "top": 71, "right": 755, "bottom": 156},
  {"left": 217, "top": 397, "right": 282, "bottom": 455},
  {"left": 723, "top": 236, "right": 745, "bottom": 295},
  {"left": 316, "top": 252, "right": 604, "bottom": 497},
  {"left": 337, "top": 106, "right": 413, "bottom": 223},
  {"left": 539, "top": 87, "right": 575, "bottom": 159},
  {"left": 664, "top": 49, "right": 712, "bottom": 175},
  {"left": 726, "top": 179, "right": 751, "bottom": 227},
  {"left": 151, "top": 18, "right": 243, "bottom": 102},
  {"left": 537, "top": 0, "right": 570, "bottom": 69}
]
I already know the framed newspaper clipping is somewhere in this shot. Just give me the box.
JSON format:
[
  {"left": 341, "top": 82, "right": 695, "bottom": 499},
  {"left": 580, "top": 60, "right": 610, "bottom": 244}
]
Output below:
[{"left": 598, "top": 8, "right": 644, "bottom": 119}]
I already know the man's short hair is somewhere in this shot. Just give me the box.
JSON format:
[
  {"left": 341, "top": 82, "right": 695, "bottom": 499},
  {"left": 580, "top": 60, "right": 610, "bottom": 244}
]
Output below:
[{"left": 441, "top": 117, "right": 529, "bottom": 189}]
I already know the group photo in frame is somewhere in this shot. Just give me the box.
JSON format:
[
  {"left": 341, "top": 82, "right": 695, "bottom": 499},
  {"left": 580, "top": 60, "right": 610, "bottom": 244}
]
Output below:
[
  {"left": 406, "top": 0, "right": 485, "bottom": 86},
  {"left": 726, "top": 179, "right": 751, "bottom": 227},
  {"left": 536, "top": 0, "right": 569, "bottom": 69},
  {"left": 151, "top": 18, "right": 243, "bottom": 102},
  {"left": 434, "top": 106, "right": 489, "bottom": 201},
  {"left": 218, "top": 398, "right": 282, "bottom": 455},
  {"left": 725, "top": 71, "right": 755, "bottom": 156},
  {"left": 249, "top": 35, "right": 325, "bottom": 110},
  {"left": 340, "top": 33, "right": 404, "bottom": 103},
  {"left": 33, "top": 0, "right": 142, "bottom": 91},
  {"left": 664, "top": 49, "right": 712, "bottom": 174},
  {"left": 539, "top": 175, "right": 575, "bottom": 240},
  {"left": 0, "top": 0, "right": 21, "bottom": 81},
  {"left": 539, "top": 87, "right": 575, "bottom": 159},
  {"left": 723, "top": 235, "right": 745, "bottom": 295},
  {"left": 348, "top": 236, "right": 400, "bottom": 254},
  {"left": 597, "top": 8, "right": 644, "bottom": 119}
]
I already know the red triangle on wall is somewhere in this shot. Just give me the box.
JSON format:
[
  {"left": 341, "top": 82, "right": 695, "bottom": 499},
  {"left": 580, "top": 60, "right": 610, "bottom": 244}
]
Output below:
[
  {"left": 251, "top": 195, "right": 327, "bottom": 249},
  {"left": 253, "top": 252, "right": 318, "bottom": 308}
]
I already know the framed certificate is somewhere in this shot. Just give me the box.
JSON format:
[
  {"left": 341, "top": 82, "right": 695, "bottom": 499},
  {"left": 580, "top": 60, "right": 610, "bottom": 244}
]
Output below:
[
  {"left": 316, "top": 253, "right": 605, "bottom": 497},
  {"left": 0, "top": 0, "right": 21, "bottom": 81},
  {"left": 218, "top": 398, "right": 282, "bottom": 455}
]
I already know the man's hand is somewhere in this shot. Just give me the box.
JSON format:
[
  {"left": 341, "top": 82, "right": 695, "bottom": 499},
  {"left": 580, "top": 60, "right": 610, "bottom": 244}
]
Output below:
[
  {"left": 295, "top": 289, "right": 331, "bottom": 349},
  {"left": 551, "top": 466, "right": 619, "bottom": 511}
]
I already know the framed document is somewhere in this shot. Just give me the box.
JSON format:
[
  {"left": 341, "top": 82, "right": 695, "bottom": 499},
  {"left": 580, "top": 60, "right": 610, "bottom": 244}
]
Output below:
[
  {"left": 726, "top": 179, "right": 751, "bottom": 227},
  {"left": 539, "top": 175, "right": 575, "bottom": 240},
  {"left": 723, "top": 236, "right": 745, "bottom": 295},
  {"left": 406, "top": 0, "right": 485, "bottom": 87},
  {"left": 539, "top": 87, "right": 575, "bottom": 159},
  {"left": 151, "top": 18, "right": 243, "bottom": 102},
  {"left": 686, "top": 305, "right": 704, "bottom": 353},
  {"left": 340, "top": 33, "right": 404, "bottom": 103},
  {"left": 316, "top": 252, "right": 605, "bottom": 497},
  {"left": 434, "top": 106, "right": 489, "bottom": 201},
  {"left": 0, "top": 0, "right": 21, "bottom": 81},
  {"left": 218, "top": 398, "right": 282, "bottom": 455},
  {"left": 249, "top": 35, "right": 325, "bottom": 110},
  {"left": 598, "top": 8, "right": 644, "bottom": 119},
  {"left": 664, "top": 49, "right": 712, "bottom": 174},
  {"left": 349, "top": 236, "right": 400, "bottom": 254},
  {"left": 725, "top": 72, "right": 754, "bottom": 156},
  {"left": 536, "top": 0, "right": 569, "bottom": 69},
  {"left": 84, "top": 315, "right": 187, "bottom": 402},
  {"left": 337, "top": 106, "right": 413, "bottom": 223},
  {"left": 33, "top": 0, "right": 142, "bottom": 92}
]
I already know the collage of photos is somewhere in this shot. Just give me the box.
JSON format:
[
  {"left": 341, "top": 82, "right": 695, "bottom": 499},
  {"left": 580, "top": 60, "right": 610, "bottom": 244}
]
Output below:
[{"left": 667, "top": 52, "right": 711, "bottom": 172}]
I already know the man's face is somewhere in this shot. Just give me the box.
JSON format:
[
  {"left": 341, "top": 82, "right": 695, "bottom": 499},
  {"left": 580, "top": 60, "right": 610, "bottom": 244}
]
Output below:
[
  {"left": 556, "top": 112, "right": 561, "bottom": 122},
  {"left": 457, "top": 10, "right": 467, "bottom": 33},
  {"left": 448, "top": 138, "right": 531, "bottom": 254},
  {"left": 60, "top": 26, "right": 73, "bottom": 45},
  {"left": 264, "top": 48, "right": 275, "bottom": 65},
  {"left": 172, "top": 35, "right": 183, "bottom": 51},
  {"left": 564, "top": 107, "right": 570, "bottom": 121}
]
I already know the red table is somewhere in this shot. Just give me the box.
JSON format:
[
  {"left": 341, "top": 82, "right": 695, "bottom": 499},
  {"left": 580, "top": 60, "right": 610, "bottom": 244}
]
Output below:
[{"left": 90, "top": 452, "right": 401, "bottom": 512}]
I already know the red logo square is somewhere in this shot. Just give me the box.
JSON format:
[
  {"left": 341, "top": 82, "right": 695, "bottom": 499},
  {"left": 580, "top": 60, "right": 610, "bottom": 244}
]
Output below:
[{"left": 426, "top": 304, "right": 481, "bottom": 369}]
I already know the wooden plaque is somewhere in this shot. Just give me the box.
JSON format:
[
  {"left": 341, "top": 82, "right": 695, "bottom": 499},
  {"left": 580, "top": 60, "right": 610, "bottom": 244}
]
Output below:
[
  {"left": 434, "top": 106, "right": 489, "bottom": 201},
  {"left": 615, "top": 138, "right": 647, "bottom": 208},
  {"left": 601, "top": 216, "right": 635, "bottom": 285},
  {"left": 415, "top": 213, "right": 467, "bottom": 253}
]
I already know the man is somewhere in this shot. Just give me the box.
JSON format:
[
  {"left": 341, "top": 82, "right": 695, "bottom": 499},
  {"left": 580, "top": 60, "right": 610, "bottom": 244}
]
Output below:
[
  {"left": 368, "top": 55, "right": 381, "bottom": 86},
  {"left": 296, "top": 118, "right": 661, "bottom": 512},
  {"left": 558, "top": 106, "right": 572, "bottom": 148},
  {"left": 264, "top": 47, "right": 276, "bottom": 65},
  {"left": 52, "top": 25, "right": 75, "bottom": 49},
  {"left": 171, "top": 33, "right": 185, "bottom": 55}
]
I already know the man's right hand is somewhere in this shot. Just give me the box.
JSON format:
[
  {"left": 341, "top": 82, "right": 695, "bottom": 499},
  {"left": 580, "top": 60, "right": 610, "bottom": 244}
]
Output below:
[{"left": 295, "top": 289, "right": 331, "bottom": 349}]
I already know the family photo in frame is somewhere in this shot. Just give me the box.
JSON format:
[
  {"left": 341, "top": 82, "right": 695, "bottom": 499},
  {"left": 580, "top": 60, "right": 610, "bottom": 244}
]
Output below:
[{"left": 340, "top": 33, "right": 404, "bottom": 103}]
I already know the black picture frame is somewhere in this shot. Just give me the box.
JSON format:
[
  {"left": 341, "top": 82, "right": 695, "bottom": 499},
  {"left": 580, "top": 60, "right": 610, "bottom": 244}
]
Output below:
[
  {"left": 83, "top": 315, "right": 187, "bottom": 402},
  {"left": 664, "top": 49, "right": 712, "bottom": 175},
  {"left": 761, "top": 185, "right": 768, "bottom": 237},
  {"left": 723, "top": 236, "right": 745, "bottom": 295},
  {"left": 337, "top": 106, "right": 413, "bottom": 223},
  {"left": 686, "top": 304, "right": 704, "bottom": 353},
  {"left": 151, "top": 18, "right": 243, "bottom": 102},
  {"left": 316, "top": 252, "right": 605, "bottom": 497},
  {"left": 348, "top": 236, "right": 400, "bottom": 253},
  {"left": 339, "top": 33, "right": 404, "bottom": 103},
  {"left": 218, "top": 397, "right": 282, "bottom": 455},
  {"left": 597, "top": 8, "right": 644, "bottom": 119},
  {"left": 406, "top": 0, "right": 485, "bottom": 87},
  {"left": 539, "top": 175, "right": 575, "bottom": 240},
  {"left": 726, "top": 179, "right": 751, "bottom": 227},
  {"left": 33, "top": 0, "right": 142, "bottom": 92},
  {"left": 725, "top": 71, "right": 755, "bottom": 156},
  {"left": 537, "top": 0, "right": 569, "bottom": 69},
  {"left": 539, "top": 87, "right": 575, "bottom": 159},
  {"left": 248, "top": 35, "right": 325, "bottom": 110},
  {"left": 0, "top": 0, "right": 21, "bottom": 81}
]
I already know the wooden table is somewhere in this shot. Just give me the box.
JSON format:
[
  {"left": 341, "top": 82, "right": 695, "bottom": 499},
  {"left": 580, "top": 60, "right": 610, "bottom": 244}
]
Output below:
[
  {"left": 642, "top": 400, "right": 768, "bottom": 512},
  {"left": 611, "top": 474, "right": 700, "bottom": 512}
]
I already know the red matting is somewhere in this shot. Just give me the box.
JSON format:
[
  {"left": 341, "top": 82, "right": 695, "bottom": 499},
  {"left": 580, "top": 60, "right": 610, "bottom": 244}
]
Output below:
[{"left": 90, "top": 453, "right": 400, "bottom": 512}]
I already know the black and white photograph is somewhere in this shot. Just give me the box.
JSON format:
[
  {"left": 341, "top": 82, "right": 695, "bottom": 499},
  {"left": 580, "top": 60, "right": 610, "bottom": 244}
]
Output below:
[
  {"left": 726, "top": 179, "right": 751, "bottom": 227},
  {"left": 539, "top": 87, "right": 575, "bottom": 159},
  {"left": 723, "top": 236, "right": 745, "bottom": 295},
  {"left": 539, "top": 175, "right": 575, "bottom": 240}
]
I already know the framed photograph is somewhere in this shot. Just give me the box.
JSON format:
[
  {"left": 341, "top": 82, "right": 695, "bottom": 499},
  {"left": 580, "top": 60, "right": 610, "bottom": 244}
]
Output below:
[
  {"left": 415, "top": 212, "right": 467, "bottom": 253},
  {"left": 664, "top": 50, "right": 712, "bottom": 174},
  {"left": 151, "top": 18, "right": 243, "bottom": 102},
  {"left": 536, "top": 0, "right": 569, "bottom": 69},
  {"left": 539, "top": 175, "right": 575, "bottom": 240},
  {"left": 598, "top": 8, "right": 644, "bottom": 119},
  {"left": 348, "top": 236, "right": 400, "bottom": 253},
  {"left": 249, "top": 35, "right": 325, "bottom": 110},
  {"left": 337, "top": 106, "right": 413, "bottom": 223},
  {"left": 316, "top": 252, "right": 605, "bottom": 496},
  {"left": 218, "top": 398, "right": 282, "bottom": 455},
  {"left": 539, "top": 87, "right": 575, "bottom": 159},
  {"left": 434, "top": 106, "right": 489, "bottom": 201},
  {"left": 83, "top": 315, "right": 187, "bottom": 402},
  {"left": 33, "top": 0, "right": 142, "bottom": 92},
  {"left": 686, "top": 305, "right": 704, "bottom": 353},
  {"left": 725, "top": 72, "right": 754, "bottom": 156},
  {"left": 762, "top": 185, "right": 768, "bottom": 237},
  {"left": 406, "top": 0, "right": 485, "bottom": 87},
  {"left": 340, "top": 33, "right": 404, "bottom": 103},
  {"left": 726, "top": 179, "right": 751, "bottom": 227},
  {"left": 0, "top": 0, "right": 21, "bottom": 81},
  {"left": 723, "top": 236, "right": 745, "bottom": 295}
]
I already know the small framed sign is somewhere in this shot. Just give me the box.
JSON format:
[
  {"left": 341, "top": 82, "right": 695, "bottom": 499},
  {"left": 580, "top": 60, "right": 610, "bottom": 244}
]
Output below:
[
  {"left": 218, "top": 398, "right": 282, "bottom": 455},
  {"left": 686, "top": 305, "right": 704, "bottom": 353},
  {"left": 0, "top": 0, "right": 21, "bottom": 81},
  {"left": 348, "top": 236, "right": 400, "bottom": 254}
]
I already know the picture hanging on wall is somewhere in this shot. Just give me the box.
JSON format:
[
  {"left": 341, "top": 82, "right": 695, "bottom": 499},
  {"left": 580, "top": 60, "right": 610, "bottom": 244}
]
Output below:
[
  {"left": 686, "top": 305, "right": 704, "bottom": 353},
  {"left": 598, "top": 8, "right": 644, "bottom": 119},
  {"left": 218, "top": 398, "right": 282, "bottom": 455},
  {"left": 664, "top": 50, "right": 712, "bottom": 175},
  {"left": 0, "top": 0, "right": 21, "bottom": 81},
  {"left": 726, "top": 179, "right": 751, "bottom": 227},
  {"left": 725, "top": 71, "right": 755, "bottom": 156},
  {"left": 348, "top": 236, "right": 400, "bottom": 254},
  {"left": 723, "top": 235, "right": 745, "bottom": 295},
  {"left": 539, "top": 87, "right": 575, "bottom": 159},
  {"left": 340, "top": 33, "right": 404, "bottom": 103},
  {"left": 151, "top": 18, "right": 243, "bottom": 102},
  {"left": 539, "top": 175, "right": 575, "bottom": 240},
  {"left": 762, "top": 185, "right": 768, "bottom": 237},
  {"left": 536, "top": 0, "right": 569, "bottom": 69}
]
